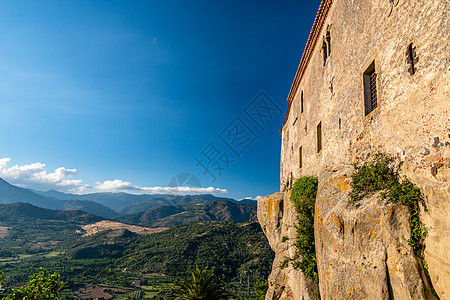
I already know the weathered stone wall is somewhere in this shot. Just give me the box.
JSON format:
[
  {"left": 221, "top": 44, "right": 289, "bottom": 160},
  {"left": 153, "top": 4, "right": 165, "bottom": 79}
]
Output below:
[
  {"left": 257, "top": 192, "right": 318, "bottom": 300},
  {"left": 281, "top": 0, "right": 449, "bottom": 186},
  {"left": 267, "top": 0, "right": 450, "bottom": 299},
  {"left": 401, "top": 162, "right": 450, "bottom": 298}
]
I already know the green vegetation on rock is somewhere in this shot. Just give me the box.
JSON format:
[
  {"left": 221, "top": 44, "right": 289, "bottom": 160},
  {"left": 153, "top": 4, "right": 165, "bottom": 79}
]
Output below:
[
  {"left": 350, "top": 153, "right": 437, "bottom": 296},
  {"left": 289, "top": 176, "right": 319, "bottom": 284},
  {"left": 350, "top": 153, "right": 426, "bottom": 256}
]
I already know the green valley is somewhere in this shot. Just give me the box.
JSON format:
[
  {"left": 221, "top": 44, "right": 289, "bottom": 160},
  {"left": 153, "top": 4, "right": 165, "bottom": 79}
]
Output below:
[{"left": 0, "top": 201, "right": 272, "bottom": 299}]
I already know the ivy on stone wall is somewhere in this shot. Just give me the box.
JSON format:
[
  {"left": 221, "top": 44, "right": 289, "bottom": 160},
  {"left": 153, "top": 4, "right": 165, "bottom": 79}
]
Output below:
[{"left": 290, "top": 176, "right": 319, "bottom": 284}]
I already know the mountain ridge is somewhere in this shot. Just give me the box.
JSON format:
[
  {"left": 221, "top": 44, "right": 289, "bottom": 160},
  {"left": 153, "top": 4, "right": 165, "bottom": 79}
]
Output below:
[
  {"left": 0, "top": 178, "right": 117, "bottom": 218},
  {"left": 114, "top": 199, "right": 257, "bottom": 227}
]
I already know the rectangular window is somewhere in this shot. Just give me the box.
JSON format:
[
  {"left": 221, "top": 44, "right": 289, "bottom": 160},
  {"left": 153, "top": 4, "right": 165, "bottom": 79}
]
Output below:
[
  {"left": 317, "top": 122, "right": 322, "bottom": 153},
  {"left": 299, "top": 146, "right": 302, "bottom": 169},
  {"left": 363, "top": 61, "right": 378, "bottom": 116},
  {"left": 301, "top": 91, "right": 304, "bottom": 113}
]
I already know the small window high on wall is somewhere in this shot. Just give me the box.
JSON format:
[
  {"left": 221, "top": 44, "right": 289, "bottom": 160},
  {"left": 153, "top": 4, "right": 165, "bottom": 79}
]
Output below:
[
  {"left": 322, "top": 25, "right": 331, "bottom": 66},
  {"left": 317, "top": 122, "right": 322, "bottom": 153},
  {"left": 363, "top": 61, "right": 378, "bottom": 116},
  {"left": 299, "top": 146, "right": 303, "bottom": 168},
  {"left": 301, "top": 91, "right": 304, "bottom": 113}
]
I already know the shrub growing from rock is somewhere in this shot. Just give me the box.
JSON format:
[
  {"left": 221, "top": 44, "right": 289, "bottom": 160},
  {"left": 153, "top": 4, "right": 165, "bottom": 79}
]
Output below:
[
  {"left": 350, "top": 153, "right": 437, "bottom": 296},
  {"left": 290, "top": 176, "right": 319, "bottom": 284}
]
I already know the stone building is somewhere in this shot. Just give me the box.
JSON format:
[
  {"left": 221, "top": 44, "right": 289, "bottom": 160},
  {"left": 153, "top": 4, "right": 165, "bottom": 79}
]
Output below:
[{"left": 258, "top": 0, "right": 449, "bottom": 299}]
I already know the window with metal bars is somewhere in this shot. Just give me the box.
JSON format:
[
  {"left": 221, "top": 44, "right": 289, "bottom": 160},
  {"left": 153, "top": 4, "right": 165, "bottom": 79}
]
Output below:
[
  {"left": 363, "top": 61, "right": 378, "bottom": 116},
  {"left": 317, "top": 122, "right": 322, "bottom": 153}
]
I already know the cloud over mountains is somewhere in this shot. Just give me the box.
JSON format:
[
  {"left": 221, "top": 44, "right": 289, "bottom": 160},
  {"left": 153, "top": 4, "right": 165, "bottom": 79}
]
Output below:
[
  {"left": 0, "top": 158, "right": 87, "bottom": 193},
  {"left": 95, "top": 179, "right": 227, "bottom": 195},
  {"left": 0, "top": 158, "right": 227, "bottom": 195}
]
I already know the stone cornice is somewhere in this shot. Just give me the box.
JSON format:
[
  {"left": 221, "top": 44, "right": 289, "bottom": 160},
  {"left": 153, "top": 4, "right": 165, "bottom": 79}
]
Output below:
[{"left": 282, "top": 0, "right": 334, "bottom": 127}]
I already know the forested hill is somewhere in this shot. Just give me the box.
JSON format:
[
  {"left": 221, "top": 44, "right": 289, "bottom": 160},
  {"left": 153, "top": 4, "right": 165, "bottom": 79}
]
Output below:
[
  {"left": 113, "top": 199, "right": 257, "bottom": 227},
  {"left": 1, "top": 218, "right": 273, "bottom": 286},
  {"left": 0, "top": 202, "right": 104, "bottom": 256},
  {"left": 70, "top": 221, "right": 273, "bottom": 282},
  {"left": 0, "top": 202, "right": 103, "bottom": 224}
]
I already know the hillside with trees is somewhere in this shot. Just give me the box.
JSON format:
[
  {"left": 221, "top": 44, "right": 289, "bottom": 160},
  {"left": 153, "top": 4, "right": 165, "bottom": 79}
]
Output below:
[{"left": 114, "top": 199, "right": 257, "bottom": 227}]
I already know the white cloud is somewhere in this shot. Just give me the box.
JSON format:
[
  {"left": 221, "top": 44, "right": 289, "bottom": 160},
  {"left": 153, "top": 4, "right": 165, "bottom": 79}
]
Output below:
[
  {"left": 95, "top": 179, "right": 136, "bottom": 191},
  {"left": 0, "top": 158, "right": 228, "bottom": 196},
  {"left": 242, "top": 196, "right": 262, "bottom": 201},
  {"left": 95, "top": 179, "right": 228, "bottom": 195},
  {"left": 0, "top": 158, "right": 88, "bottom": 193}
]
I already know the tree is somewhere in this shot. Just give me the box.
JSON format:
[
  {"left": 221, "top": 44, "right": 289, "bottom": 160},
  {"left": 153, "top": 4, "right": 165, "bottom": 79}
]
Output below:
[
  {"left": 165, "top": 266, "right": 231, "bottom": 300},
  {"left": 0, "top": 268, "right": 65, "bottom": 299},
  {"left": 253, "top": 281, "right": 268, "bottom": 299}
]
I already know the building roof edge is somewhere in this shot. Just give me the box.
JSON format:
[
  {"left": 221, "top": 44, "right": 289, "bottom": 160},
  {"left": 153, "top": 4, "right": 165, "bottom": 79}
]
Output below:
[{"left": 282, "top": 0, "right": 334, "bottom": 127}]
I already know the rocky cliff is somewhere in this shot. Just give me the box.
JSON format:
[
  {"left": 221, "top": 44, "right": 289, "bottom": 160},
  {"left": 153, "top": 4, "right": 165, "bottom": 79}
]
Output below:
[
  {"left": 258, "top": 163, "right": 449, "bottom": 299},
  {"left": 258, "top": 192, "right": 317, "bottom": 300}
]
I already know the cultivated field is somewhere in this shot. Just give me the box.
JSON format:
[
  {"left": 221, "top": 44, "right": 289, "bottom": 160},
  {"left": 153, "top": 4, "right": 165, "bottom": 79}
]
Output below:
[
  {"left": 73, "top": 284, "right": 130, "bottom": 299},
  {"left": 81, "top": 220, "right": 168, "bottom": 236}
]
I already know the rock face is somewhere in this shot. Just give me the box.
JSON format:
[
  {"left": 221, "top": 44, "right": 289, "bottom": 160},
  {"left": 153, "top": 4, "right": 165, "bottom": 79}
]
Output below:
[
  {"left": 259, "top": 166, "right": 448, "bottom": 299},
  {"left": 316, "top": 167, "right": 428, "bottom": 299},
  {"left": 401, "top": 162, "right": 450, "bottom": 299},
  {"left": 258, "top": 192, "right": 318, "bottom": 300}
]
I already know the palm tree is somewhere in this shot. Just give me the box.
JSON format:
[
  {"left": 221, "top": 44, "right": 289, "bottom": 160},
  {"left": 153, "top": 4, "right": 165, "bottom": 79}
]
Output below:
[{"left": 165, "top": 266, "right": 231, "bottom": 300}]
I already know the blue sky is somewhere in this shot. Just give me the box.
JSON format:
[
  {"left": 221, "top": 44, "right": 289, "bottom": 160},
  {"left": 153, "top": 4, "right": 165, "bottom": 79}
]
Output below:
[{"left": 0, "top": 0, "right": 320, "bottom": 199}]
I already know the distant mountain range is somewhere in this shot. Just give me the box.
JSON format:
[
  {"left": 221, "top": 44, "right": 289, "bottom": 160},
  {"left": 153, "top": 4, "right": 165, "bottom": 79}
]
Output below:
[
  {"left": 115, "top": 194, "right": 241, "bottom": 214},
  {"left": 0, "top": 177, "right": 257, "bottom": 221},
  {"left": 114, "top": 199, "right": 257, "bottom": 228},
  {"left": 0, "top": 178, "right": 118, "bottom": 218},
  {"left": 33, "top": 189, "right": 256, "bottom": 213}
]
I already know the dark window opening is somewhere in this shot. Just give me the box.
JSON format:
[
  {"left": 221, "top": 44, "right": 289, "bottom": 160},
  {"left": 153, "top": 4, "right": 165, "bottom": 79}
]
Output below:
[
  {"left": 322, "top": 41, "right": 328, "bottom": 66},
  {"left": 406, "top": 43, "right": 418, "bottom": 75},
  {"left": 299, "top": 146, "right": 303, "bottom": 169},
  {"left": 317, "top": 122, "right": 322, "bottom": 153},
  {"left": 326, "top": 30, "right": 331, "bottom": 56},
  {"left": 339, "top": 117, "right": 341, "bottom": 129},
  {"left": 363, "top": 61, "right": 378, "bottom": 116},
  {"left": 322, "top": 26, "right": 331, "bottom": 66},
  {"left": 301, "top": 91, "right": 304, "bottom": 113}
]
